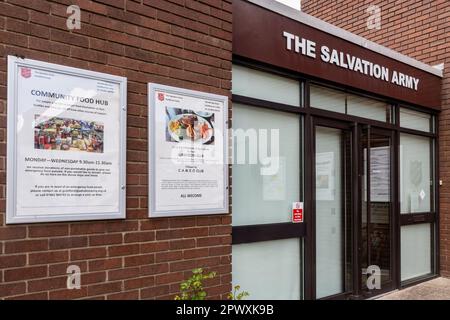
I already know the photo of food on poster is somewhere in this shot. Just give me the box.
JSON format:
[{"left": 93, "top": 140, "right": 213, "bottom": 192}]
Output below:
[
  {"left": 149, "top": 84, "right": 228, "bottom": 217},
  {"left": 7, "top": 57, "right": 126, "bottom": 223}
]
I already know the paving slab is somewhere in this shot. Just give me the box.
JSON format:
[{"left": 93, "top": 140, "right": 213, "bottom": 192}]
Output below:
[{"left": 377, "top": 278, "right": 450, "bottom": 300}]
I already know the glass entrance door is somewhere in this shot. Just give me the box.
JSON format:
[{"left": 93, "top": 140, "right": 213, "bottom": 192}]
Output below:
[
  {"left": 314, "top": 120, "right": 353, "bottom": 299},
  {"left": 313, "top": 120, "right": 396, "bottom": 299},
  {"left": 359, "top": 127, "right": 395, "bottom": 296}
]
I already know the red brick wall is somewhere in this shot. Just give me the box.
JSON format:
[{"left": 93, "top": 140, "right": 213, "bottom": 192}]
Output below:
[
  {"left": 0, "top": 0, "right": 232, "bottom": 300},
  {"left": 302, "top": 0, "right": 450, "bottom": 277}
]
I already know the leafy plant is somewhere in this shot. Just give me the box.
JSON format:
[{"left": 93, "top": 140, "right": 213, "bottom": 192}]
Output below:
[
  {"left": 174, "top": 268, "right": 217, "bottom": 300},
  {"left": 174, "top": 268, "right": 250, "bottom": 300},
  {"left": 228, "top": 285, "right": 249, "bottom": 300}
]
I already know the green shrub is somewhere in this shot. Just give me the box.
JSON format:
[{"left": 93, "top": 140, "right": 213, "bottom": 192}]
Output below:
[
  {"left": 174, "top": 268, "right": 249, "bottom": 300},
  {"left": 228, "top": 285, "right": 250, "bottom": 300},
  {"left": 174, "top": 268, "right": 217, "bottom": 300}
]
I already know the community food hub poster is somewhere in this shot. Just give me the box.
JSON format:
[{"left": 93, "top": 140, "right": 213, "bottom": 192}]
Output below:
[
  {"left": 149, "top": 83, "right": 228, "bottom": 217},
  {"left": 6, "top": 56, "right": 126, "bottom": 224}
]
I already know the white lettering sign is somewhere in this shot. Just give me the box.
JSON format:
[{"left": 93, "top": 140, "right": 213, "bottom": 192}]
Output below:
[{"left": 283, "top": 31, "right": 420, "bottom": 90}]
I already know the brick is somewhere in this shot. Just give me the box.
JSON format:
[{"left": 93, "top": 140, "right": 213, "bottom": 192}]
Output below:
[
  {"left": 107, "top": 290, "right": 140, "bottom": 300},
  {"left": 169, "top": 239, "right": 195, "bottom": 250},
  {"left": 29, "top": 224, "right": 69, "bottom": 238},
  {"left": 183, "top": 248, "right": 209, "bottom": 259},
  {"left": 105, "top": 220, "right": 139, "bottom": 233},
  {"left": 70, "top": 222, "right": 107, "bottom": 235},
  {"left": 197, "top": 235, "right": 230, "bottom": 247},
  {"left": 108, "top": 244, "right": 140, "bottom": 257},
  {"left": 0, "top": 283, "right": 26, "bottom": 297},
  {"left": 169, "top": 217, "right": 196, "bottom": 228},
  {"left": 5, "top": 239, "right": 48, "bottom": 253},
  {"left": 49, "top": 288, "right": 88, "bottom": 300},
  {"left": 4, "top": 266, "right": 48, "bottom": 282},
  {"left": 140, "top": 241, "right": 170, "bottom": 253},
  {"left": 87, "top": 281, "right": 123, "bottom": 296},
  {"left": 6, "top": 292, "right": 49, "bottom": 300},
  {"left": 141, "top": 263, "right": 169, "bottom": 276},
  {"left": 89, "top": 233, "right": 123, "bottom": 246},
  {"left": 0, "top": 254, "right": 26, "bottom": 268},
  {"left": 29, "top": 251, "right": 68, "bottom": 265},
  {"left": 88, "top": 258, "right": 123, "bottom": 272},
  {"left": 70, "top": 247, "right": 107, "bottom": 261},
  {"left": 155, "top": 250, "right": 183, "bottom": 263},
  {"left": 141, "top": 284, "right": 169, "bottom": 299},
  {"left": 83, "top": 271, "right": 107, "bottom": 285},
  {"left": 28, "top": 277, "right": 67, "bottom": 293},
  {"left": 108, "top": 267, "right": 140, "bottom": 281},
  {"left": 124, "top": 231, "right": 155, "bottom": 243},
  {"left": 49, "top": 236, "right": 87, "bottom": 250},
  {"left": 0, "top": 3, "right": 28, "bottom": 21},
  {"left": 124, "top": 276, "right": 155, "bottom": 290},
  {"left": 50, "top": 29, "right": 89, "bottom": 48},
  {"left": 0, "top": 226, "right": 26, "bottom": 240},
  {"left": 169, "top": 259, "right": 197, "bottom": 272},
  {"left": 124, "top": 254, "right": 155, "bottom": 267},
  {"left": 209, "top": 225, "right": 232, "bottom": 236},
  {"left": 155, "top": 272, "right": 184, "bottom": 285}
]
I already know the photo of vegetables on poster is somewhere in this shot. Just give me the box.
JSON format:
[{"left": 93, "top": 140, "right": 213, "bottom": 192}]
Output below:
[{"left": 149, "top": 84, "right": 228, "bottom": 217}]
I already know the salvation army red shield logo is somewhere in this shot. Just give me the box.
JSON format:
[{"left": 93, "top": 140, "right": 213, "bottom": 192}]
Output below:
[
  {"left": 20, "top": 67, "right": 31, "bottom": 78},
  {"left": 158, "top": 93, "right": 165, "bottom": 101}
]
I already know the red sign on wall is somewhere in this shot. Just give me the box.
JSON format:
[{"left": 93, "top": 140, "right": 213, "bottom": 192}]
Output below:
[{"left": 292, "top": 202, "right": 303, "bottom": 223}]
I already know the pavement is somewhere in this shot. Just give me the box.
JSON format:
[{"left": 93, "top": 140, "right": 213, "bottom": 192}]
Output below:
[{"left": 377, "top": 277, "right": 450, "bottom": 300}]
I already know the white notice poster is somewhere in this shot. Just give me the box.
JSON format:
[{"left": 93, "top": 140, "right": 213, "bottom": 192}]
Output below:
[
  {"left": 370, "top": 146, "right": 390, "bottom": 202},
  {"left": 148, "top": 83, "right": 228, "bottom": 217},
  {"left": 6, "top": 56, "right": 127, "bottom": 224},
  {"left": 316, "top": 152, "right": 335, "bottom": 201}
]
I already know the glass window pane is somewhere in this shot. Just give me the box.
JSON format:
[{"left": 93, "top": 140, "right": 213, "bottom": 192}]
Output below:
[
  {"left": 310, "top": 85, "right": 346, "bottom": 113},
  {"left": 347, "top": 94, "right": 390, "bottom": 122},
  {"left": 315, "top": 126, "right": 345, "bottom": 298},
  {"left": 232, "top": 238, "right": 301, "bottom": 299},
  {"left": 400, "top": 134, "right": 432, "bottom": 213},
  {"left": 232, "top": 65, "right": 300, "bottom": 106},
  {"left": 401, "top": 223, "right": 432, "bottom": 281},
  {"left": 400, "top": 108, "right": 431, "bottom": 132},
  {"left": 232, "top": 104, "right": 300, "bottom": 226}
]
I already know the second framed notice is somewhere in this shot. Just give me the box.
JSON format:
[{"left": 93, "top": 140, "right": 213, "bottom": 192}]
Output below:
[{"left": 148, "top": 83, "right": 229, "bottom": 217}]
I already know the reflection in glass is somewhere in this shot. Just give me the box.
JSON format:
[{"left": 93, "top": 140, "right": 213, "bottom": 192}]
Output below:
[
  {"left": 310, "top": 85, "right": 346, "bottom": 113},
  {"left": 232, "top": 104, "right": 300, "bottom": 226},
  {"left": 361, "top": 131, "right": 391, "bottom": 290},
  {"left": 232, "top": 65, "right": 300, "bottom": 106},
  {"left": 347, "top": 94, "right": 390, "bottom": 123},
  {"left": 400, "top": 133, "right": 432, "bottom": 214},
  {"left": 400, "top": 108, "right": 431, "bottom": 132},
  {"left": 401, "top": 223, "right": 432, "bottom": 281},
  {"left": 315, "top": 126, "right": 352, "bottom": 298}
]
